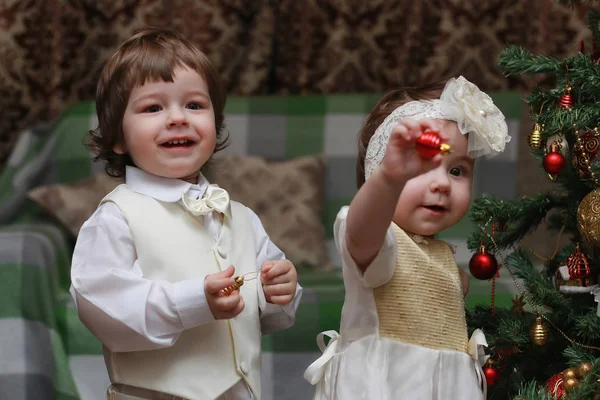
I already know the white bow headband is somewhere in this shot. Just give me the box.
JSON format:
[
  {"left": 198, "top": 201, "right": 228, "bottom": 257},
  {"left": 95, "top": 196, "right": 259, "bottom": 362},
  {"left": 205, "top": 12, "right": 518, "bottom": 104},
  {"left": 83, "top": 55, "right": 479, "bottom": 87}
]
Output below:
[{"left": 364, "top": 76, "right": 510, "bottom": 180}]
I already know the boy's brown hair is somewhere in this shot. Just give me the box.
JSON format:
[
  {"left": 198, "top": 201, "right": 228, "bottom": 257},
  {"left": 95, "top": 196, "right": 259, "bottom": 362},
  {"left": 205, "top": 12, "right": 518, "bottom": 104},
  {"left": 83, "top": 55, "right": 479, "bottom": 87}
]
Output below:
[
  {"left": 356, "top": 80, "right": 448, "bottom": 189},
  {"left": 87, "top": 27, "right": 228, "bottom": 177}
]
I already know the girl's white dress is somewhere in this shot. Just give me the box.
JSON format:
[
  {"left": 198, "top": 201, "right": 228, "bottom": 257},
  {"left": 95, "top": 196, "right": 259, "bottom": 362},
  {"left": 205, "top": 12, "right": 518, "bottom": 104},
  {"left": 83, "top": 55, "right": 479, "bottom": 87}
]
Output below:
[{"left": 304, "top": 207, "right": 488, "bottom": 400}]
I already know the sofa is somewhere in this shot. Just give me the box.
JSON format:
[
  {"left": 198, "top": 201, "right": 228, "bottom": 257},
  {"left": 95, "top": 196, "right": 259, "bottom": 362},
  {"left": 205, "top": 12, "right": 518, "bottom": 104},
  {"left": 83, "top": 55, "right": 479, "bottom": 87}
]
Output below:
[{"left": 0, "top": 93, "right": 523, "bottom": 400}]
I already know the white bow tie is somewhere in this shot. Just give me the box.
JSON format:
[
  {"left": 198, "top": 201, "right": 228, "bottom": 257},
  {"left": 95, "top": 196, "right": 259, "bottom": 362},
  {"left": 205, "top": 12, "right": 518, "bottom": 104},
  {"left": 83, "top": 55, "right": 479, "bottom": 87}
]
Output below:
[{"left": 181, "top": 184, "right": 232, "bottom": 218}]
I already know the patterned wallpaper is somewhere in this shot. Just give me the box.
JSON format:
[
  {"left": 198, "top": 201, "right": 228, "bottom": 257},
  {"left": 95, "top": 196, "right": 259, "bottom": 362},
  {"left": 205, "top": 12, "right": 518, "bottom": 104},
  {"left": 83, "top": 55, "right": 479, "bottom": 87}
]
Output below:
[{"left": 0, "top": 0, "right": 593, "bottom": 166}]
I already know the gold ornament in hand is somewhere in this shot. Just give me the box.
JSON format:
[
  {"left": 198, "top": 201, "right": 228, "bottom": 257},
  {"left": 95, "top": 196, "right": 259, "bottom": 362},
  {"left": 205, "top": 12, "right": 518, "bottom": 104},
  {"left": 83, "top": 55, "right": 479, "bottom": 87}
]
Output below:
[{"left": 220, "top": 271, "right": 261, "bottom": 296}]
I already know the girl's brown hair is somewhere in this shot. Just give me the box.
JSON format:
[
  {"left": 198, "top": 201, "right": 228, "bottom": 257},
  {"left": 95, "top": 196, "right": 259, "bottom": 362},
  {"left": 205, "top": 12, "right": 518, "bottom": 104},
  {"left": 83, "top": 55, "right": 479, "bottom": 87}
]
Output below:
[
  {"left": 87, "top": 27, "right": 228, "bottom": 177},
  {"left": 356, "top": 80, "right": 449, "bottom": 189}
]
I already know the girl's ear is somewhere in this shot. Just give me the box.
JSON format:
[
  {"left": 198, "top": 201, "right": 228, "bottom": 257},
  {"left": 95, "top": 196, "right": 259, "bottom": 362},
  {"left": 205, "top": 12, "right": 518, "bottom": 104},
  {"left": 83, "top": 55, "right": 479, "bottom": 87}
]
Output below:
[{"left": 113, "top": 141, "right": 127, "bottom": 154}]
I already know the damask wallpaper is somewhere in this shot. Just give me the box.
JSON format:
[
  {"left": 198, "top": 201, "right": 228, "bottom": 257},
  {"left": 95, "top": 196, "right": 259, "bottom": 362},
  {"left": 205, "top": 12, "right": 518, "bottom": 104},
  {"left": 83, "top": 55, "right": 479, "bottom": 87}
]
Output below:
[{"left": 0, "top": 0, "right": 593, "bottom": 166}]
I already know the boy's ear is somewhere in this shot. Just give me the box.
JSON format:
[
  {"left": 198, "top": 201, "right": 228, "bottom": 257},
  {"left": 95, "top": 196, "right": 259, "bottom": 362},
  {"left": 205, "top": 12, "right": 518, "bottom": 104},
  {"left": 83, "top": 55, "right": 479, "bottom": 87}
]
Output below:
[{"left": 113, "top": 142, "right": 127, "bottom": 154}]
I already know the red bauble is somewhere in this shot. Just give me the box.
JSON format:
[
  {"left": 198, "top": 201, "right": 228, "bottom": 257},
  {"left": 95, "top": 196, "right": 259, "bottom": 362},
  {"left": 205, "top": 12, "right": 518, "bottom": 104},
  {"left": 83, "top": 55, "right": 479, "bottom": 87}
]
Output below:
[
  {"left": 483, "top": 366, "right": 500, "bottom": 387},
  {"left": 545, "top": 372, "right": 565, "bottom": 398},
  {"left": 469, "top": 244, "right": 499, "bottom": 280},
  {"left": 567, "top": 244, "right": 592, "bottom": 279},
  {"left": 558, "top": 86, "right": 574, "bottom": 108},
  {"left": 543, "top": 151, "right": 566, "bottom": 175},
  {"left": 416, "top": 131, "right": 451, "bottom": 159}
]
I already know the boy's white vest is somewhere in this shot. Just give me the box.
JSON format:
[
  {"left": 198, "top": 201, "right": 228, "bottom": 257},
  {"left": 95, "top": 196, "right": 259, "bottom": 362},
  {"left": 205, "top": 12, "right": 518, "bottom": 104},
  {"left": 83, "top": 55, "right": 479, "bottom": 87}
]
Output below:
[{"left": 100, "top": 185, "right": 262, "bottom": 400}]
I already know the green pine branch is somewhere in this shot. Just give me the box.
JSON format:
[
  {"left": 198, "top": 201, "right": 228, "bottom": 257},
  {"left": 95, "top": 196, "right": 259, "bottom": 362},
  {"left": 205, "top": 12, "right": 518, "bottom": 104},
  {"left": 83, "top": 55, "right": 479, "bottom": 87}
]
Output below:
[
  {"left": 506, "top": 249, "right": 571, "bottom": 311},
  {"left": 467, "top": 194, "right": 565, "bottom": 251},
  {"left": 499, "top": 45, "right": 563, "bottom": 76}
]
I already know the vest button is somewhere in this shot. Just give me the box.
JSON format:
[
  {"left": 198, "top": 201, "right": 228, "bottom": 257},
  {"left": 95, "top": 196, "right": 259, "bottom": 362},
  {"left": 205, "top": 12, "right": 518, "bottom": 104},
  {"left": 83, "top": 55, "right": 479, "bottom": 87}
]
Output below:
[
  {"left": 240, "top": 361, "right": 249, "bottom": 374},
  {"left": 216, "top": 246, "right": 227, "bottom": 258}
]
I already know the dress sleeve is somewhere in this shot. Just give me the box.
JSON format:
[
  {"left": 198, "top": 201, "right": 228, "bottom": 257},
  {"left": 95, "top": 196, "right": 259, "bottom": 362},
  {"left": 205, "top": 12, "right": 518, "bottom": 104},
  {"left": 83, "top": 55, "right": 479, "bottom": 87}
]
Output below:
[{"left": 333, "top": 206, "right": 397, "bottom": 288}]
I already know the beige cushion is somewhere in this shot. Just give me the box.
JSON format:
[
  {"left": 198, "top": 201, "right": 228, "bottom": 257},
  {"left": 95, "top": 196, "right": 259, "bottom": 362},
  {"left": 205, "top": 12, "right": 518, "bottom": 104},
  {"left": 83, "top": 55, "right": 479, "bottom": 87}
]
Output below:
[
  {"left": 28, "top": 154, "right": 330, "bottom": 268},
  {"left": 208, "top": 154, "right": 329, "bottom": 269},
  {"left": 28, "top": 173, "right": 123, "bottom": 237}
]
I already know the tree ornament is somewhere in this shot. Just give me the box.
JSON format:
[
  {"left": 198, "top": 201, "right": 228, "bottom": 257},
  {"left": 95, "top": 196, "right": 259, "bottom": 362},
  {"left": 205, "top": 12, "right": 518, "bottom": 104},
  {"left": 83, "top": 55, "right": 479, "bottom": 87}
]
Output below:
[
  {"left": 577, "top": 188, "right": 600, "bottom": 247},
  {"left": 572, "top": 128, "right": 600, "bottom": 182},
  {"left": 562, "top": 368, "right": 577, "bottom": 381},
  {"left": 511, "top": 294, "right": 526, "bottom": 314},
  {"left": 416, "top": 131, "right": 452, "bottom": 159},
  {"left": 528, "top": 123, "right": 543, "bottom": 150},
  {"left": 563, "top": 377, "right": 578, "bottom": 392},
  {"left": 469, "top": 243, "right": 499, "bottom": 280},
  {"left": 567, "top": 244, "right": 592, "bottom": 279},
  {"left": 556, "top": 244, "right": 598, "bottom": 293},
  {"left": 545, "top": 372, "right": 565, "bottom": 398},
  {"left": 530, "top": 315, "right": 549, "bottom": 345},
  {"left": 546, "top": 133, "right": 569, "bottom": 157},
  {"left": 577, "top": 361, "right": 592, "bottom": 378},
  {"left": 543, "top": 141, "right": 566, "bottom": 176},
  {"left": 558, "top": 85, "right": 574, "bottom": 108},
  {"left": 483, "top": 363, "right": 500, "bottom": 387}
]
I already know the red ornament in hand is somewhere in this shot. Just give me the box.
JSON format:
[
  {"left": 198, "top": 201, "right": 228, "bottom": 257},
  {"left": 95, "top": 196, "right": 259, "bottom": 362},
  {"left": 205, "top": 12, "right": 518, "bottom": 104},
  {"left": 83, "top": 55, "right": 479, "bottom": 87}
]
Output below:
[
  {"left": 469, "top": 244, "right": 498, "bottom": 280},
  {"left": 483, "top": 365, "right": 500, "bottom": 387},
  {"left": 543, "top": 142, "right": 566, "bottom": 175},
  {"left": 416, "top": 131, "right": 452, "bottom": 159}
]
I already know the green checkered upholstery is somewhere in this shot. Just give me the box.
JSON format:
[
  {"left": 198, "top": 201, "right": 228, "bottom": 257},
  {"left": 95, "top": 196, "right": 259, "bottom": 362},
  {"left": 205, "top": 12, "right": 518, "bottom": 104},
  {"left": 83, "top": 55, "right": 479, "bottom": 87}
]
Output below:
[{"left": 0, "top": 93, "right": 524, "bottom": 399}]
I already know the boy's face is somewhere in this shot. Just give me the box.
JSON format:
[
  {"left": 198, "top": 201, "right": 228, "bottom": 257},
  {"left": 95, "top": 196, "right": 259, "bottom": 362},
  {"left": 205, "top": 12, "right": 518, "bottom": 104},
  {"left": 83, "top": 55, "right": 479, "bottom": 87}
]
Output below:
[
  {"left": 392, "top": 120, "right": 474, "bottom": 236},
  {"left": 116, "top": 65, "right": 216, "bottom": 183}
]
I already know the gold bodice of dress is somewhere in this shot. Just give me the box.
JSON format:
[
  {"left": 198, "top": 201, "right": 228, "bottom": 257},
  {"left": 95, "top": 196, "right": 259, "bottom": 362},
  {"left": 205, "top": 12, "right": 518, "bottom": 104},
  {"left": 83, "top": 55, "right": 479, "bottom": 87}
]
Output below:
[{"left": 373, "top": 224, "right": 469, "bottom": 353}]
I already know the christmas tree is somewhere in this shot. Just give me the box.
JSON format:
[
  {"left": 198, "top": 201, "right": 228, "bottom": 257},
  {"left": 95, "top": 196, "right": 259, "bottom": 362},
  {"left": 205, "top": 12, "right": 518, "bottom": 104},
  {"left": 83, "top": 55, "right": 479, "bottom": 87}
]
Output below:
[{"left": 466, "top": 1, "right": 600, "bottom": 399}]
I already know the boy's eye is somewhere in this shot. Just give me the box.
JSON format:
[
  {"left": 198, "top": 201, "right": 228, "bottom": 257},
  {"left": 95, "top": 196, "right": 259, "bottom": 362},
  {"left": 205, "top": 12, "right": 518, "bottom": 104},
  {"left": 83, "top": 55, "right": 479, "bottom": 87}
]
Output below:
[
  {"left": 145, "top": 105, "right": 161, "bottom": 113},
  {"left": 449, "top": 167, "right": 462, "bottom": 177},
  {"left": 187, "top": 103, "right": 201, "bottom": 110}
]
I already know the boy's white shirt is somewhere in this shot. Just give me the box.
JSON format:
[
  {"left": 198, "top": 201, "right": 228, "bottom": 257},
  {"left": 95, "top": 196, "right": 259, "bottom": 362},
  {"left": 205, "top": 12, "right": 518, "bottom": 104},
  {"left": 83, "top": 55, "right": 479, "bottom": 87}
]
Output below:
[{"left": 70, "top": 166, "right": 303, "bottom": 399}]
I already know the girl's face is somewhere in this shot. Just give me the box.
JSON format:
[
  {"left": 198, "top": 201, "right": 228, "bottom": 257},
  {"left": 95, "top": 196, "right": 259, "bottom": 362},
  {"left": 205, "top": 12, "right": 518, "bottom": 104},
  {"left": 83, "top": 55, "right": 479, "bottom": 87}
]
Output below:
[
  {"left": 392, "top": 119, "right": 474, "bottom": 236},
  {"left": 116, "top": 65, "right": 216, "bottom": 184}
]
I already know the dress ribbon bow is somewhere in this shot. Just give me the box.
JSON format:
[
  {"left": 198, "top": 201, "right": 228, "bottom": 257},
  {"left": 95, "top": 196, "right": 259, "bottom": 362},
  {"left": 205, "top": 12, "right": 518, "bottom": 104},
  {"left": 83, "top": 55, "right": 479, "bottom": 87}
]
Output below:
[
  {"left": 181, "top": 184, "right": 232, "bottom": 218},
  {"left": 303, "top": 330, "right": 340, "bottom": 385},
  {"left": 468, "top": 328, "right": 489, "bottom": 399}
]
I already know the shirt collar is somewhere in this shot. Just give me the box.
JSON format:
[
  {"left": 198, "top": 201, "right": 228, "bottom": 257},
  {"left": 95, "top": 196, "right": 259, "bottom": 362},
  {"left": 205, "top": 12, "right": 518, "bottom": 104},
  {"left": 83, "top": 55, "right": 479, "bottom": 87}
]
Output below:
[{"left": 125, "top": 166, "right": 209, "bottom": 202}]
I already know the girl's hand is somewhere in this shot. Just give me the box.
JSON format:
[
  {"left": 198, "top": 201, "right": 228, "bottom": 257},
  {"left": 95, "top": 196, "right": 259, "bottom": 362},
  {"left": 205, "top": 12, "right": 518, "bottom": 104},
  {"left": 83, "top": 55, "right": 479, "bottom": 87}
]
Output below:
[
  {"left": 205, "top": 266, "right": 245, "bottom": 320},
  {"left": 378, "top": 118, "right": 445, "bottom": 184},
  {"left": 260, "top": 260, "right": 298, "bottom": 306}
]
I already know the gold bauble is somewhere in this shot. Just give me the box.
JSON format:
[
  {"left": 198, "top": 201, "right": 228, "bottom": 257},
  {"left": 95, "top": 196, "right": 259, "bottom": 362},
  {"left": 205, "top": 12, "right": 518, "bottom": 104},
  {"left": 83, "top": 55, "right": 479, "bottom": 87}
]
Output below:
[
  {"left": 528, "top": 123, "right": 543, "bottom": 150},
  {"left": 563, "top": 368, "right": 577, "bottom": 381},
  {"left": 577, "top": 189, "right": 600, "bottom": 247},
  {"left": 578, "top": 361, "right": 592, "bottom": 377},
  {"left": 530, "top": 316, "right": 549, "bottom": 345},
  {"left": 563, "top": 377, "right": 579, "bottom": 392}
]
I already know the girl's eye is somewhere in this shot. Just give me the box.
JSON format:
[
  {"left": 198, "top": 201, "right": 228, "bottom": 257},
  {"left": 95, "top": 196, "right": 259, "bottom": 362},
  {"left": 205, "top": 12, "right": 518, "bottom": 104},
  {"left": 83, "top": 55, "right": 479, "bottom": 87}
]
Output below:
[
  {"left": 187, "top": 103, "right": 201, "bottom": 110},
  {"left": 449, "top": 167, "right": 463, "bottom": 177},
  {"left": 145, "top": 105, "right": 161, "bottom": 113}
]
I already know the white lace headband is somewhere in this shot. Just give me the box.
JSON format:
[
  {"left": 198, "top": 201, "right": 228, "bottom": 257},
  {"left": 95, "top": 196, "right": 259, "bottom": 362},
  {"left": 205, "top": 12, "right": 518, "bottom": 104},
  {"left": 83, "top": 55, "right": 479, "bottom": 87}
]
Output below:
[{"left": 364, "top": 76, "right": 510, "bottom": 180}]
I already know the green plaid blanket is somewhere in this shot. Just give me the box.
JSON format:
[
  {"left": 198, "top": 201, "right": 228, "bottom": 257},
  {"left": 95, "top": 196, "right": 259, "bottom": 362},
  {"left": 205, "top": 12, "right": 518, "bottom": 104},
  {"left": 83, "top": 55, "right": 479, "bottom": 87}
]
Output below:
[{"left": 0, "top": 93, "right": 523, "bottom": 399}]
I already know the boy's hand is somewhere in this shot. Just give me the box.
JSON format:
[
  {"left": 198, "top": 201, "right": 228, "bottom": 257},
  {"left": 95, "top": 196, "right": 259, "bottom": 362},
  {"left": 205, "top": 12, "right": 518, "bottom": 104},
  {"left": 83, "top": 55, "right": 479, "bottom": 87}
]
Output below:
[
  {"left": 205, "top": 265, "right": 245, "bottom": 320},
  {"left": 260, "top": 260, "right": 298, "bottom": 306},
  {"left": 379, "top": 118, "right": 445, "bottom": 184}
]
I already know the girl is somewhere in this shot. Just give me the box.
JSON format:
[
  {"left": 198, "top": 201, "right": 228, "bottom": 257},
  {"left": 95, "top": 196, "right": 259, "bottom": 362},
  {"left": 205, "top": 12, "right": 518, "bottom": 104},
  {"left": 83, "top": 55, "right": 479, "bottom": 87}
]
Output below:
[
  {"left": 70, "top": 28, "right": 302, "bottom": 400},
  {"left": 304, "top": 76, "right": 509, "bottom": 400}
]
